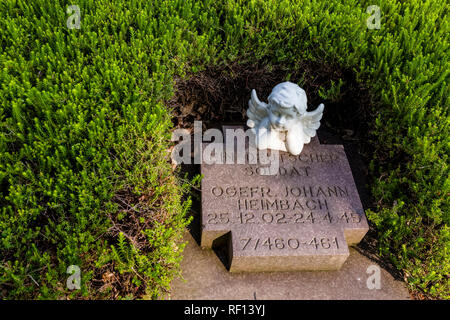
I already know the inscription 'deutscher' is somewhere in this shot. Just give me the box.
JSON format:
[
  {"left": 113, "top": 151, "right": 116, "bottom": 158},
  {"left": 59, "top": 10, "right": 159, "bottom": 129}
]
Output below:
[{"left": 201, "top": 127, "right": 369, "bottom": 272}]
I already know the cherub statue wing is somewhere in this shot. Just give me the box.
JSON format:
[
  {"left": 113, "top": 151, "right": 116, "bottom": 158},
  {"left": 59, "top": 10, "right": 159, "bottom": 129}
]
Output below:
[
  {"left": 299, "top": 103, "right": 324, "bottom": 143},
  {"left": 246, "top": 89, "right": 269, "bottom": 128}
]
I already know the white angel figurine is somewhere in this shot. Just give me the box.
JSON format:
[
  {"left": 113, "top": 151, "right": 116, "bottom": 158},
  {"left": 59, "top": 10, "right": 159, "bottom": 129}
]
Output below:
[{"left": 246, "top": 81, "right": 324, "bottom": 155}]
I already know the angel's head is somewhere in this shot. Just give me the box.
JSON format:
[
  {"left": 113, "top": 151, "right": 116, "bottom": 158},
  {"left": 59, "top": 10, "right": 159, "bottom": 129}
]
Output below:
[{"left": 267, "top": 82, "right": 307, "bottom": 131}]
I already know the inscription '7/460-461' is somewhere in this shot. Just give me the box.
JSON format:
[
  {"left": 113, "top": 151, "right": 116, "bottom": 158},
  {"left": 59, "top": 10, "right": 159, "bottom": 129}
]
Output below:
[{"left": 240, "top": 237, "right": 340, "bottom": 251}]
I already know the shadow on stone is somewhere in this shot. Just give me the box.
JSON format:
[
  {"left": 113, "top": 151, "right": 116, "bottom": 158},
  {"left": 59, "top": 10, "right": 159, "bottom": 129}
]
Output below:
[{"left": 211, "top": 232, "right": 232, "bottom": 271}]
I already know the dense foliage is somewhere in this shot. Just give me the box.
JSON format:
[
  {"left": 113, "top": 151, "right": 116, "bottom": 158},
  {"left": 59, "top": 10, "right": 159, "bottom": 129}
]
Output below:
[{"left": 1, "top": 0, "right": 448, "bottom": 299}]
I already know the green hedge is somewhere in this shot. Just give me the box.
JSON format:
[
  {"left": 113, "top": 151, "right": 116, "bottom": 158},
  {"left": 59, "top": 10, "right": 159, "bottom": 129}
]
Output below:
[{"left": 1, "top": 0, "right": 448, "bottom": 299}]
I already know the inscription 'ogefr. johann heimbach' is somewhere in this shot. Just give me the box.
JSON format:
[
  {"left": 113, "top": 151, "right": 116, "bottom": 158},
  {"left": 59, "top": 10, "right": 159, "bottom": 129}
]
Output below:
[
  {"left": 207, "top": 184, "right": 362, "bottom": 227},
  {"left": 201, "top": 132, "right": 369, "bottom": 272}
]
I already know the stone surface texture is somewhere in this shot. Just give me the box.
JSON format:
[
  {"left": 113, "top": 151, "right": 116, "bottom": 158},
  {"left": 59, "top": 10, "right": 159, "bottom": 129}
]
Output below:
[{"left": 201, "top": 127, "right": 369, "bottom": 272}]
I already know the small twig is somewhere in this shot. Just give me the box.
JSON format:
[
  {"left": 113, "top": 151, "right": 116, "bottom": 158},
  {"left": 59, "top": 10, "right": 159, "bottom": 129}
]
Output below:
[
  {"left": 131, "top": 267, "right": 145, "bottom": 282},
  {"left": 114, "top": 196, "right": 140, "bottom": 213},
  {"left": 27, "top": 274, "right": 40, "bottom": 287}
]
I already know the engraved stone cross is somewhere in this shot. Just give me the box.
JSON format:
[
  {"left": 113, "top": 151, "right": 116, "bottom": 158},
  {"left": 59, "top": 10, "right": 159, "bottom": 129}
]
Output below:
[{"left": 201, "top": 126, "right": 369, "bottom": 272}]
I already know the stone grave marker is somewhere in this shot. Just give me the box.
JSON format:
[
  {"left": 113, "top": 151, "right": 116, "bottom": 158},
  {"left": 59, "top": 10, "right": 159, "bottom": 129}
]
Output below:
[{"left": 201, "top": 126, "right": 369, "bottom": 272}]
